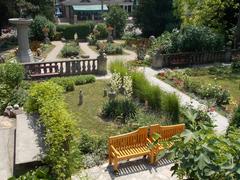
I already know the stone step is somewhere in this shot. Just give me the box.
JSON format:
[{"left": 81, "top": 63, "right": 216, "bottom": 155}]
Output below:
[
  {"left": 15, "top": 113, "right": 44, "bottom": 165},
  {"left": 0, "top": 128, "right": 14, "bottom": 180}
]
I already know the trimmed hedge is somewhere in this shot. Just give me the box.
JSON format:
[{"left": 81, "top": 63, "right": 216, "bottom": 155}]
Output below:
[
  {"left": 25, "top": 81, "right": 77, "bottom": 179},
  {"left": 56, "top": 22, "right": 95, "bottom": 40},
  {"left": 50, "top": 75, "right": 96, "bottom": 92}
]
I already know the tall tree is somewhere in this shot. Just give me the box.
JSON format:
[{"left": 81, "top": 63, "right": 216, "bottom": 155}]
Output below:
[
  {"left": 173, "top": 0, "right": 239, "bottom": 35},
  {"left": 103, "top": 5, "right": 128, "bottom": 38},
  {"left": 133, "top": 0, "right": 179, "bottom": 37}
]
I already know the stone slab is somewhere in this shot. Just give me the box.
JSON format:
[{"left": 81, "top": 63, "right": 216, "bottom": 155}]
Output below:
[
  {"left": 72, "top": 158, "right": 176, "bottom": 180},
  {"left": 15, "top": 113, "right": 44, "bottom": 164},
  {"left": 0, "top": 128, "right": 14, "bottom": 180}
]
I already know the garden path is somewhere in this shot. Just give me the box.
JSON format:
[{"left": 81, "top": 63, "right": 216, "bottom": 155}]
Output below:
[
  {"left": 72, "top": 158, "right": 176, "bottom": 180},
  {"left": 79, "top": 42, "right": 98, "bottom": 59},
  {"left": 45, "top": 41, "right": 64, "bottom": 61},
  {"left": 44, "top": 41, "right": 137, "bottom": 63},
  {"left": 141, "top": 67, "right": 229, "bottom": 134}
]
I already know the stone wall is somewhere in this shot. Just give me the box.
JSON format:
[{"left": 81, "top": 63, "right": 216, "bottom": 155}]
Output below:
[{"left": 151, "top": 49, "right": 239, "bottom": 69}]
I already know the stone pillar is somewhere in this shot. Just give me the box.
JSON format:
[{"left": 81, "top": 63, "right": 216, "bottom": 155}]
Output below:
[
  {"left": 225, "top": 48, "right": 232, "bottom": 63},
  {"left": 92, "top": 14, "right": 95, "bottom": 21},
  {"left": 152, "top": 51, "right": 164, "bottom": 69},
  {"left": 74, "top": 15, "right": 77, "bottom": 24},
  {"left": 97, "top": 53, "right": 107, "bottom": 75},
  {"left": 9, "top": 18, "right": 34, "bottom": 63}
]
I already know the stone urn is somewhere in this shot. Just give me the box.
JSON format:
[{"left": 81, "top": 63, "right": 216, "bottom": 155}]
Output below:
[
  {"left": 9, "top": 18, "right": 34, "bottom": 63},
  {"left": 42, "top": 26, "right": 50, "bottom": 44}
]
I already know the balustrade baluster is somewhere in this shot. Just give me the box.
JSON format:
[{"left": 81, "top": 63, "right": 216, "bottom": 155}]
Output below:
[
  {"left": 82, "top": 60, "right": 86, "bottom": 73},
  {"left": 92, "top": 60, "right": 96, "bottom": 72},
  {"left": 72, "top": 61, "right": 76, "bottom": 74},
  {"left": 87, "top": 60, "right": 91, "bottom": 72}
]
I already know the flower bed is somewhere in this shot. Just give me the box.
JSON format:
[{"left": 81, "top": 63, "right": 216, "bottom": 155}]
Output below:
[
  {"left": 158, "top": 67, "right": 239, "bottom": 115},
  {"left": 60, "top": 41, "right": 79, "bottom": 58}
]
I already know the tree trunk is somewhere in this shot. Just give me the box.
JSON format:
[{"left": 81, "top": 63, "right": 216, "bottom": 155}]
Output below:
[{"left": 234, "top": 9, "right": 240, "bottom": 49}]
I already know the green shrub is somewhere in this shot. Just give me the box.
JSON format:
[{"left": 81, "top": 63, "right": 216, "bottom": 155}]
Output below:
[
  {"left": 87, "top": 33, "right": 98, "bottom": 46},
  {"left": 56, "top": 22, "right": 95, "bottom": 40},
  {"left": 50, "top": 75, "right": 95, "bottom": 91},
  {"left": 162, "top": 93, "right": 180, "bottom": 123},
  {"left": 25, "top": 81, "right": 77, "bottom": 179},
  {"left": 104, "top": 43, "right": 123, "bottom": 55},
  {"left": 0, "top": 84, "right": 11, "bottom": 114},
  {"left": 109, "top": 60, "right": 128, "bottom": 76},
  {"left": 231, "top": 105, "right": 240, "bottom": 128},
  {"left": 79, "top": 132, "right": 107, "bottom": 168},
  {"left": 50, "top": 77, "right": 75, "bottom": 92},
  {"left": 0, "top": 62, "right": 24, "bottom": 88},
  {"left": 94, "top": 23, "right": 108, "bottom": 39},
  {"left": 170, "top": 126, "right": 240, "bottom": 179},
  {"left": 30, "top": 15, "right": 56, "bottom": 41},
  {"left": 61, "top": 42, "right": 79, "bottom": 58},
  {"left": 73, "top": 75, "right": 96, "bottom": 85},
  {"left": 231, "top": 60, "right": 240, "bottom": 73},
  {"left": 150, "top": 26, "right": 224, "bottom": 55},
  {"left": 10, "top": 166, "right": 50, "bottom": 180},
  {"left": 102, "top": 99, "right": 137, "bottom": 122}
]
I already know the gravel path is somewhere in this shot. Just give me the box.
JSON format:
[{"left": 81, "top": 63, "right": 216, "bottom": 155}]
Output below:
[
  {"left": 141, "top": 67, "right": 229, "bottom": 134},
  {"left": 45, "top": 41, "right": 64, "bottom": 61}
]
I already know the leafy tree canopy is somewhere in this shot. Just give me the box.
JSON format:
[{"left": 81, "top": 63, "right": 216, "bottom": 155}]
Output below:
[
  {"left": 133, "top": 0, "right": 179, "bottom": 37},
  {"left": 173, "top": 0, "right": 239, "bottom": 36},
  {"left": 103, "top": 5, "right": 128, "bottom": 38}
]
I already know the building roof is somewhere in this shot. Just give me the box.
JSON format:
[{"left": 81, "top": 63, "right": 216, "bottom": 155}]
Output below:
[
  {"left": 72, "top": 4, "right": 108, "bottom": 11},
  {"left": 62, "top": 0, "right": 133, "bottom": 6}
]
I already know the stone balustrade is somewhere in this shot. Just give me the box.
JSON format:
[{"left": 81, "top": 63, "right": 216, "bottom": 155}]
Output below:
[{"left": 22, "top": 54, "right": 107, "bottom": 80}]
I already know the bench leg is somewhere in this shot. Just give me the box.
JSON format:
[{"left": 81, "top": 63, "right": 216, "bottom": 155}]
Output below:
[
  {"left": 109, "top": 157, "right": 112, "bottom": 165},
  {"left": 113, "top": 158, "right": 119, "bottom": 172}
]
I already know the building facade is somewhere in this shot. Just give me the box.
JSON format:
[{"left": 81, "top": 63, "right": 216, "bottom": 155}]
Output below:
[{"left": 57, "top": 0, "right": 134, "bottom": 23}]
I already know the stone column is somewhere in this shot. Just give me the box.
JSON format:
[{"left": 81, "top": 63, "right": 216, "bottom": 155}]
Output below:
[
  {"left": 97, "top": 52, "right": 107, "bottom": 75},
  {"left": 152, "top": 51, "right": 164, "bottom": 69},
  {"left": 74, "top": 15, "right": 77, "bottom": 24},
  {"left": 9, "top": 18, "right": 34, "bottom": 63}
]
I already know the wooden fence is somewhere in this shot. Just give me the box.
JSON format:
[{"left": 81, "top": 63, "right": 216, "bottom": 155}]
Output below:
[
  {"left": 23, "top": 56, "right": 107, "bottom": 80},
  {"left": 151, "top": 49, "right": 240, "bottom": 69}
]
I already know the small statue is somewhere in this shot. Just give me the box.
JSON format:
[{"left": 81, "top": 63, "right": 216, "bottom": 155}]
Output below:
[{"left": 79, "top": 89, "right": 83, "bottom": 105}]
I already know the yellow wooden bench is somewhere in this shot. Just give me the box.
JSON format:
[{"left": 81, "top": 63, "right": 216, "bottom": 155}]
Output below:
[
  {"left": 108, "top": 126, "right": 154, "bottom": 171},
  {"left": 148, "top": 124, "right": 185, "bottom": 164}
]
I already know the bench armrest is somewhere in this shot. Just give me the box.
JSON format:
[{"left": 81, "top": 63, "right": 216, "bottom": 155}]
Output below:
[
  {"left": 147, "top": 138, "right": 152, "bottom": 144},
  {"left": 110, "top": 145, "right": 120, "bottom": 156}
]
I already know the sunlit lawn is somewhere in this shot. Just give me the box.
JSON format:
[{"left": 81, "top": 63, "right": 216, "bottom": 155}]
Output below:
[{"left": 64, "top": 80, "right": 122, "bottom": 137}]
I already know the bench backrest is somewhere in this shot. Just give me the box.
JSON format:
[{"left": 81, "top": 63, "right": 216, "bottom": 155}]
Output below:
[
  {"left": 149, "top": 124, "right": 185, "bottom": 141},
  {"left": 109, "top": 127, "right": 148, "bottom": 149}
]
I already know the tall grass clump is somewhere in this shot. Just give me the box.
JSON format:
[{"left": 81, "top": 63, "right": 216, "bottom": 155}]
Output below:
[
  {"left": 131, "top": 72, "right": 162, "bottom": 111},
  {"left": 109, "top": 60, "right": 128, "bottom": 76},
  {"left": 162, "top": 93, "right": 180, "bottom": 123}
]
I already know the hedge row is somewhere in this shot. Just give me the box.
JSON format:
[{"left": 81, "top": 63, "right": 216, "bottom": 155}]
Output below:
[
  {"left": 56, "top": 22, "right": 95, "bottom": 40},
  {"left": 25, "top": 81, "right": 77, "bottom": 179},
  {"left": 50, "top": 75, "right": 96, "bottom": 92}
]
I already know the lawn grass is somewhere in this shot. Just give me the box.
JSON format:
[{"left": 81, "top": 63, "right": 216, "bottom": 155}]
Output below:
[{"left": 64, "top": 80, "right": 122, "bottom": 137}]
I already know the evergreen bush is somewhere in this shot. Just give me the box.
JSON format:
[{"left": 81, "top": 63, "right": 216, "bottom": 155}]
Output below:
[
  {"left": 30, "top": 15, "right": 56, "bottom": 41},
  {"left": 56, "top": 22, "right": 95, "bottom": 40}
]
